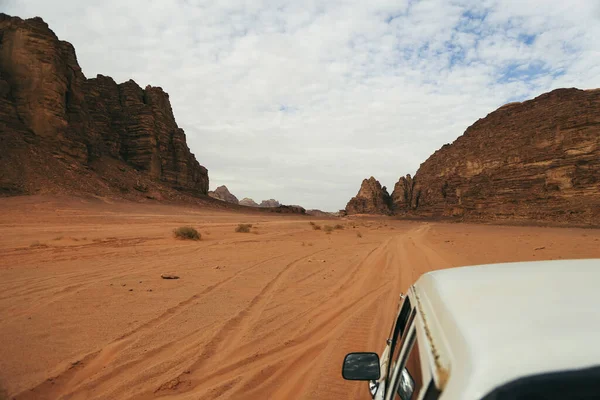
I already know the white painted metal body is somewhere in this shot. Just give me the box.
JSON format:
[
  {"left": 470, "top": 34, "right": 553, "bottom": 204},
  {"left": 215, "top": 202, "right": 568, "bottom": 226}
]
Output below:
[{"left": 375, "top": 259, "right": 600, "bottom": 400}]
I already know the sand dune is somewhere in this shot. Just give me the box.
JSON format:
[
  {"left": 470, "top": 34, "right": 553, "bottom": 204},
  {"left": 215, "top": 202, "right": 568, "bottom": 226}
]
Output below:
[{"left": 1, "top": 196, "right": 599, "bottom": 399}]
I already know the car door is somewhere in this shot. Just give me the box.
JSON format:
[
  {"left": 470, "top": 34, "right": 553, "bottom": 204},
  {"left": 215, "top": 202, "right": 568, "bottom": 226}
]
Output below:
[
  {"left": 386, "top": 312, "right": 441, "bottom": 400},
  {"left": 374, "top": 296, "right": 415, "bottom": 399},
  {"left": 385, "top": 296, "right": 414, "bottom": 380}
]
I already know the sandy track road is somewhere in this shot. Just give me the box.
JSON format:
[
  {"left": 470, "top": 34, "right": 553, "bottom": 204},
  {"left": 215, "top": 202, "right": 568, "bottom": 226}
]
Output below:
[{"left": 1, "top": 197, "right": 599, "bottom": 399}]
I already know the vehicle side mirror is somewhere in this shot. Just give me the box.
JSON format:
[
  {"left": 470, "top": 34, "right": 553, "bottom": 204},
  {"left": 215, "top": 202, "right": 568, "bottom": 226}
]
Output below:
[
  {"left": 396, "top": 368, "right": 415, "bottom": 400},
  {"left": 342, "top": 352, "right": 380, "bottom": 381}
]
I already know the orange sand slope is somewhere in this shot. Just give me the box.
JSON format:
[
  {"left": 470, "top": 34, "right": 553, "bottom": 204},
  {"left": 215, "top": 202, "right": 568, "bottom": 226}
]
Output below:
[{"left": 1, "top": 196, "right": 599, "bottom": 399}]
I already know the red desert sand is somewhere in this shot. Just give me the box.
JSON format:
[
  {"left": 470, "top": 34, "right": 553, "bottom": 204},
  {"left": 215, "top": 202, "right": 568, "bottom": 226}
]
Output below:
[{"left": 1, "top": 196, "right": 599, "bottom": 399}]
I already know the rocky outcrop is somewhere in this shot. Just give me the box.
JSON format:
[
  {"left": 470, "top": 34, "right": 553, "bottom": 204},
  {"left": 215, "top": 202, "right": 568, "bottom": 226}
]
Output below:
[
  {"left": 273, "top": 205, "right": 306, "bottom": 214},
  {"left": 0, "top": 13, "right": 208, "bottom": 196},
  {"left": 391, "top": 88, "right": 600, "bottom": 225},
  {"left": 259, "top": 199, "right": 280, "bottom": 208},
  {"left": 208, "top": 186, "right": 239, "bottom": 204},
  {"left": 306, "top": 209, "right": 334, "bottom": 217},
  {"left": 239, "top": 198, "right": 259, "bottom": 207},
  {"left": 391, "top": 174, "right": 418, "bottom": 212},
  {"left": 345, "top": 177, "right": 392, "bottom": 215},
  {"left": 239, "top": 198, "right": 281, "bottom": 207}
]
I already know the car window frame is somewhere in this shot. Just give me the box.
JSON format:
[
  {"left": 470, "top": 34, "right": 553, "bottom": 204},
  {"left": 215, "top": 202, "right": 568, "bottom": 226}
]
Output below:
[
  {"left": 386, "top": 296, "right": 414, "bottom": 379},
  {"left": 386, "top": 314, "right": 441, "bottom": 400}
]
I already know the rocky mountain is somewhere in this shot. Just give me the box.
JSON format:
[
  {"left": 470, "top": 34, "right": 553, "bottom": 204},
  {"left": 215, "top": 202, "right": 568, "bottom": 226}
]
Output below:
[
  {"left": 239, "top": 198, "right": 259, "bottom": 207},
  {"left": 403, "top": 88, "right": 600, "bottom": 224},
  {"left": 391, "top": 174, "right": 418, "bottom": 211},
  {"left": 345, "top": 177, "right": 392, "bottom": 215},
  {"left": 237, "top": 198, "right": 282, "bottom": 207},
  {"left": 0, "top": 14, "right": 208, "bottom": 198},
  {"left": 208, "top": 185, "right": 239, "bottom": 204},
  {"left": 350, "top": 88, "right": 600, "bottom": 225},
  {"left": 259, "top": 199, "right": 281, "bottom": 208}
]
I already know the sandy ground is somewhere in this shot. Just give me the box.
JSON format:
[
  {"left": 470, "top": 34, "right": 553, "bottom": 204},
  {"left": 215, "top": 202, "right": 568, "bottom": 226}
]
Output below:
[{"left": 1, "top": 196, "right": 599, "bottom": 400}]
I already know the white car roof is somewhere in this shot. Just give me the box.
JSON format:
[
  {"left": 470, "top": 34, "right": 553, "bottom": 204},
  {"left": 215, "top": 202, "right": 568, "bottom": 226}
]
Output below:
[{"left": 414, "top": 259, "right": 600, "bottom": 400}]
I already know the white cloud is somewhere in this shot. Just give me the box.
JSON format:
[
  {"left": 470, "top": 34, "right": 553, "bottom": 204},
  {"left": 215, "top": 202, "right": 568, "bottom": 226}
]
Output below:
[{"left": 5, "top": 0, "right": 600, "bottom": 210}]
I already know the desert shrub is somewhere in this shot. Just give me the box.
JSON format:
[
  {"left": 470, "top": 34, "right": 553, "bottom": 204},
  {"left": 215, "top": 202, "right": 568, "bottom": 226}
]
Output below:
[
  {"left": 324, "top": 225, "right": 334, "bottom": 233},
  {"left": 334, "top": 224, "right": 344, "bottom": 230},
  {"left": 173, "top": 226, "right": 201, "bottom": 240},
  {"left": 309, "top": 221, "right": 316, "bottom": 226},
  {"left": 357, "top": 232, "right": 363, "bottom": 238},
  {"left": 235, "top": 224, "right": 253, "bottom": 233},
  {"left": 312, "top": 224, "right": 322, "bottom": 230}
]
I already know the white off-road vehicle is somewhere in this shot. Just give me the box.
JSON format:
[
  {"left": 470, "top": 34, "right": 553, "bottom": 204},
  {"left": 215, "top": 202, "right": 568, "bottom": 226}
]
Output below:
[{"left": 342, "top": 259, "right": 600, "bottom": 400}]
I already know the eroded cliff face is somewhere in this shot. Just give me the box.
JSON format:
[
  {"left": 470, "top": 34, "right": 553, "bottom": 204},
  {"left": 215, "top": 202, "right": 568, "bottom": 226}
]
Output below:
[
  {"left": 391, "top": 174, "right": 418, "bottom": 212},
  {"left": 394, "top": 88, "right": 600, "bottom": 224},
  {"left": 0, "top": 14, "right": 208, "bottom": 196},
  {"left": 345, "top": 177, "right": 392, "bottom": 215}
]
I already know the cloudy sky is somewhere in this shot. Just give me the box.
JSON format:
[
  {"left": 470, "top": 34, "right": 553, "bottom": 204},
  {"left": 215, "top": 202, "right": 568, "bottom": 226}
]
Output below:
[{"left": 5, "top": 0, "right": 600, "bottom": 210}]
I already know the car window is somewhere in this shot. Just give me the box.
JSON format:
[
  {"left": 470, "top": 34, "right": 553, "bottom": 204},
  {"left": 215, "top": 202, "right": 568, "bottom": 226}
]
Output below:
[
  {"left": 387, "top": 297, "right": 413, "bottom": 377},
  {"left": 393, "top": 331, "right": 424, "bottom": 400}
]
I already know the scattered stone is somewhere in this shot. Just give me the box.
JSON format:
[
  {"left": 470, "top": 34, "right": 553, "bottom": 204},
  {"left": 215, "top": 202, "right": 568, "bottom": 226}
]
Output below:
[
  {"left": 161, "top": 274, "right": 180, "bottom": 280},
  {"left": 129, "top": 289, "right": 133, "bottom": 292},
  {"left": 534, "top": 246, "right": 546, "bottom": 250}
]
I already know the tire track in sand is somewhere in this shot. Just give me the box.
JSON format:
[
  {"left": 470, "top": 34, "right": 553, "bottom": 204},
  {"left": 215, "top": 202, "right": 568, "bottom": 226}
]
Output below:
[
  {"left": 164, "top": 234, "right": 407, "bottom": 399},
  {"left": 148, "top": 248, "right": 332, "bottom": 397},
  {"left": 14, "top": 253, "right": 290, "bottom": 400}
]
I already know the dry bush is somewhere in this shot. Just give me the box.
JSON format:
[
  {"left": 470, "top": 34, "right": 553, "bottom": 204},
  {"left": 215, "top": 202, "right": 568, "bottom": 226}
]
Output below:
[
  {"left": 357, "top": 232, "right": 363, "bottom": 238},
  {"left": 334, "top": 224, "right": 344, "bottom": 230},
  {"left": 173, "top": 226, "right": 201, "bottom": 240},
  {"left": 235, "top": 224, "right": 253, "bottom": 233},
  {"left": 312, "top": 224, "right": 322, "bottom": 230},
  {"left": 30, "top": 240, "right": 48, "bottom": 248},
  {"left": 324, "top": 225, "right": 334, "bottom": 234}
]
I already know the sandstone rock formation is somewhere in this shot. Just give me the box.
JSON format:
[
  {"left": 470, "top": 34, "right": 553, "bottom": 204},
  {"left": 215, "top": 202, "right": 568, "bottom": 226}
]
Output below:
[
  {"left": 239, "top": 198, "right": 259, "bottom": 207},
  {"left": 273, "top": 205, "right": 306, "bottom": 214},
  {"left": 259, "top": 199, "right": 281, "bottom": 208},
  {"left": 306, "top": 209, "right": 334, "bottom": 217},
  {"left": 389, "top": 88, "right": 600, "bottom": 225},
  {"left": 391, "top": 174, "right": 418, "bottom": 212},
  {"left": 0, "top": 14, "right": 208, "bottom": 197},
  {"left": 345, "top": 177, "right": 392, "bottom": 215},
  {"left": 208, "top": 186, "right": 239, "bottom": 204}
]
